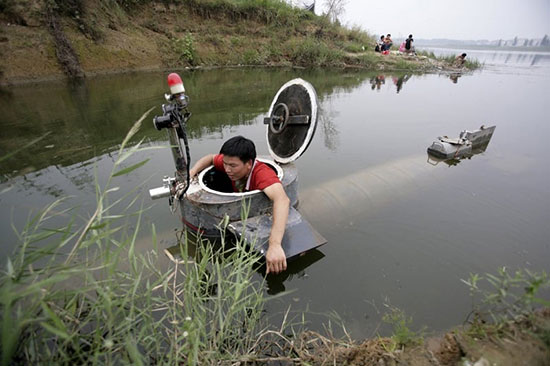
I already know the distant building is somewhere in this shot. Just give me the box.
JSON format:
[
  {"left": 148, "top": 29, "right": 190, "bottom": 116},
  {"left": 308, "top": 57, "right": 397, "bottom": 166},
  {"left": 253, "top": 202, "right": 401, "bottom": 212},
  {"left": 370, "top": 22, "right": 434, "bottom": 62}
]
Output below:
[{"left": 414, "top": 36, "right": 550, "bottom": 48}]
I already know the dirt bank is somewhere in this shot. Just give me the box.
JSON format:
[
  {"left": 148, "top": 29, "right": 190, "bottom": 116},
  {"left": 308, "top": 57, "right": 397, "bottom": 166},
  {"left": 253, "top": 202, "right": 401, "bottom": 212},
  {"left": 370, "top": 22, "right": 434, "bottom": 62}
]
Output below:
[
  {"left": 0, "top": 0, "right": 464, "bottom": 85},
  {"left": 296, "top": 309, "right": 550, "bottom": 366}
]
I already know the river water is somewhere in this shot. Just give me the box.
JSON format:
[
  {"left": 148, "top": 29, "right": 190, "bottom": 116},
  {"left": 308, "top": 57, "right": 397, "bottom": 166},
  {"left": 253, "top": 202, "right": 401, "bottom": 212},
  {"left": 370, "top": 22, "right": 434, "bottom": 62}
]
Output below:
[{"left": 1, "top": 49, "right": 549, "bottom": 338}]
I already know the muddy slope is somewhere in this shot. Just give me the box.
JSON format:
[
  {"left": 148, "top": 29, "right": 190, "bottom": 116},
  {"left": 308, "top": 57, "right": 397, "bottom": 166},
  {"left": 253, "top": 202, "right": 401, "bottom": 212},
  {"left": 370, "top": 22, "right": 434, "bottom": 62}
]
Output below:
[
  {"left": 301, "top": 309, "right": 550, "bottom": 366},
  {"left": 0, "top": 0, "right": 456, "bottom": 84}
]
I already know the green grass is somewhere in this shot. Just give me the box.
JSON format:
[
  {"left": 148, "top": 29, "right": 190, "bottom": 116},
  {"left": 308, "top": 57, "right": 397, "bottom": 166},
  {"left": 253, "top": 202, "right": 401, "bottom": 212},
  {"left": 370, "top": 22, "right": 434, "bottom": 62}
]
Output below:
[
  {"left": 355, "top": 52, "right": 379, "bottom": 68},
  {"left": 461, "top": 267, "right": 550, "bottom": 325},
  {"left": 284, "top": 38, "right": 344, "bottom": 67},
  {"left": 463, "top": 58, "right": 482, "bottom": 70},
  {"left": 392, "top": 58, "right": 421, "bottom": 71},
  {"left": 381, "top": 306, "right": 424, "bottom": 349},
  {"left": 107, "top": 0, "right": 381, "bottom": 69},
  {"left": 416, "top": 50, "right": 436, "bottom": 58},
  {"left": 343, "top": 42, "right": 364, "bottom": 53},
  {"left": 434, "top": 54, "right": 482, "bottom": 70},
  {"left": 0, "top": 111, "right": 275, "bottom": 365},
  {"left": 182, "top": 0, "right": 312, "bottom": 28},
  {"left": 458, "top": 268, "right": 550, "bottom": 359}
]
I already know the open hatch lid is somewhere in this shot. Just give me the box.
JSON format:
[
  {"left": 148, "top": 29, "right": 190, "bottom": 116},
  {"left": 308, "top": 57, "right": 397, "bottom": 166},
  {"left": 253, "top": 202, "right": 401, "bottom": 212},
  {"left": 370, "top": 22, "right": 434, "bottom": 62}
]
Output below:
[
  {"left": 264, "top": 79, "right": 319, "bottom": 164},
  {"left": 228, "top": 207, "right": 327, "bottom": 260}
]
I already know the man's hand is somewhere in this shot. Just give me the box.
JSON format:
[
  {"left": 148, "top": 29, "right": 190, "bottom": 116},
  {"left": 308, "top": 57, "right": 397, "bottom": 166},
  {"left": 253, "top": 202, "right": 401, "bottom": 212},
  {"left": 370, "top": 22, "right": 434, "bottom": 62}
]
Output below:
[
  {"left": 189, "top": 154, "right": 215, "bottom": 178},
  {"left": 265, "top": 243, "right": 287, "bottom": 274},
  {"left": 263, "top": 183, "right": 290, "bottom": 275}
]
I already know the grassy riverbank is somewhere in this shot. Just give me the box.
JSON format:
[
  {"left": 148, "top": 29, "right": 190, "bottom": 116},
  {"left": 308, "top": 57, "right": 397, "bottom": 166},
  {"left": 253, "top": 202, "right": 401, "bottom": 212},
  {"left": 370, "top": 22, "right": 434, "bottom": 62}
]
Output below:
[
  {"left": 1, "top": 116, "right": 548, "bottom": 365},
  {"left": 0, "top": 0, "right": 472, "bottom": 84}
]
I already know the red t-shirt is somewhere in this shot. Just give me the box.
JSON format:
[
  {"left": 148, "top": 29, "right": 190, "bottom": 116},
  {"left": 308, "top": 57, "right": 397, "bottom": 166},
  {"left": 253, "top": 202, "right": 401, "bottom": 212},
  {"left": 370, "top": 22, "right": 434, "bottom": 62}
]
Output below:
[{"left": 213, "top": 154, "right": 280, "bottom": 192}]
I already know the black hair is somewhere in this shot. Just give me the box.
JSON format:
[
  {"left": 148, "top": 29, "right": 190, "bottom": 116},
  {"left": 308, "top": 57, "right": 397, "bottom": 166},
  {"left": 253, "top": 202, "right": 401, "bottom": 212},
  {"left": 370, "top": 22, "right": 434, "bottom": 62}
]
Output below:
[
  {"left": 462, "top": 53, "right": 467, "bottom": 57},
  {"left": 409, "top": 34, "right": 413, "bottom": 38},
  {"left": 220, "top": 135, "right": 256, "bottom": 163}
]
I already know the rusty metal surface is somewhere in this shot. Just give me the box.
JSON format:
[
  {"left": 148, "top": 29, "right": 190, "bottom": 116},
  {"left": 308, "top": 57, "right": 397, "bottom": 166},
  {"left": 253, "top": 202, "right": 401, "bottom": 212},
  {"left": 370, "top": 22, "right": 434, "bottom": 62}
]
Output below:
[
  {"left": 180, "top": 160, "right": 299, "bottom": 234},
  {"left": 228, "top": 207, "right": 327, "bottom": 259}
]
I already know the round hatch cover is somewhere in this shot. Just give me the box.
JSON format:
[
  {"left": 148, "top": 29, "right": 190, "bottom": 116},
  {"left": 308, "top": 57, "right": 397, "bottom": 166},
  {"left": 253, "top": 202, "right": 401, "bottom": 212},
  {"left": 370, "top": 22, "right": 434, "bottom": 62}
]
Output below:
[{"left": 265, "top": 78, "right": 318, "bottom": 164}]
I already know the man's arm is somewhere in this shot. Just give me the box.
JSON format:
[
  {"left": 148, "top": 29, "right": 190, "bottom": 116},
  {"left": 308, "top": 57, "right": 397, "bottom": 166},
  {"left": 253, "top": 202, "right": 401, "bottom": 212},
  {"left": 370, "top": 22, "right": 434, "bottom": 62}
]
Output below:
[
  {"left": 262, "top": 182, "right": 290, "bottom": 274},
  {"left": 189, "top": 154, "right": 215, "bottom": 178}
]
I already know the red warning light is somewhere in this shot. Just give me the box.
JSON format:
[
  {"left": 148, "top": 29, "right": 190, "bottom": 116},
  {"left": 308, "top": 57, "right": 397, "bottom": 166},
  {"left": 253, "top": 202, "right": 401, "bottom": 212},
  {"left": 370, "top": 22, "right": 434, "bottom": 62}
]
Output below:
[{"left": 167, "top": 73, "right": 185, "bottom": 95}]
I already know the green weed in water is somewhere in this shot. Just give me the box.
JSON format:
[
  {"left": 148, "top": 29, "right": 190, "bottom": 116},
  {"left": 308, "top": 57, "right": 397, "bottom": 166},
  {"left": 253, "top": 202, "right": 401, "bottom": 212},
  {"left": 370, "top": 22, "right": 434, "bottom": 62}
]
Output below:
[
  {"left": 381, "top": 306, "right": 424, "bottom": 349},
  {"left": 461, "top": 267, "right": 550, "bottom": 325}
]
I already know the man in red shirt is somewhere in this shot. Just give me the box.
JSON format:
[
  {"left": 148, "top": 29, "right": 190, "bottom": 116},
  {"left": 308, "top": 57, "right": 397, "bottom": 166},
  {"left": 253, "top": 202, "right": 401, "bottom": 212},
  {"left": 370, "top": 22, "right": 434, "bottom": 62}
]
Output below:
[{"left": 189, "top": 136, "right": 289, "bottom": 274}]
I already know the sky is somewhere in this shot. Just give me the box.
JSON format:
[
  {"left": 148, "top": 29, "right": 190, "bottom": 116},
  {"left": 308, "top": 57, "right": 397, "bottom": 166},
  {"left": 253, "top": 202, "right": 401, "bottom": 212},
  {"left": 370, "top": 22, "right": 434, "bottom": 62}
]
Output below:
[{"left": 312, "top": 0, "right": 550, "bottom": 41}]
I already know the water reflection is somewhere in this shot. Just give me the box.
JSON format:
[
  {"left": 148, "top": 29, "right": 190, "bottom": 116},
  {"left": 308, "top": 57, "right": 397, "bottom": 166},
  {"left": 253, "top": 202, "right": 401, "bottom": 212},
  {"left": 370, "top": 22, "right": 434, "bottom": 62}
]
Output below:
[
  {"left": 368, "top": 73, "right": 414, "bottom": 93},
  {"left": 264, "top": 249, "right": 325, "bottom": 295},
  {"left": 370, "top": 74, "right": 385, "bottom": 91},
  {"left": 164, "top": 233, "right": 325, "bottom": 295},
  {"left": 530, "top": 54, "right": 545, "bottom": 66},
  {"left": 427, "top": 141, "right": 492, "bottom": 167},
  {"left": 492, "top": 51, "right": 550, "bottom": 67},
  {"left": 449, "top": 73, "right": 462, "bottom": 83},
  {"left": 0, "top": 68, "right": 371, "bottom": 181},
  {"left": 319, "top": 107, "right": 339, "bottom": 151},
  {"left": 392, "top": 74, "right": 412, "bottom": 93}
]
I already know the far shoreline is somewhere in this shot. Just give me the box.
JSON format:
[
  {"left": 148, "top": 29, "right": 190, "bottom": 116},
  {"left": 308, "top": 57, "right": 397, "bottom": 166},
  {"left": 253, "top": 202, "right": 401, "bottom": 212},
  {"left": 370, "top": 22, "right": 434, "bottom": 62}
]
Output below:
[{"left": 0, "top": 60, "right": 475, "bottom": 87}]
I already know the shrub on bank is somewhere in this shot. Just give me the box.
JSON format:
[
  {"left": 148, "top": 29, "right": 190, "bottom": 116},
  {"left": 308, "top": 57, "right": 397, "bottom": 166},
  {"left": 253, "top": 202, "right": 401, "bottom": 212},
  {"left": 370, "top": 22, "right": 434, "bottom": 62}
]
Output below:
[
  {"left": 285, "top": 38, "right": 344, "bottom": 67},
  {"left": 172, "top": 33, "right": 197, "bottom": 65}
]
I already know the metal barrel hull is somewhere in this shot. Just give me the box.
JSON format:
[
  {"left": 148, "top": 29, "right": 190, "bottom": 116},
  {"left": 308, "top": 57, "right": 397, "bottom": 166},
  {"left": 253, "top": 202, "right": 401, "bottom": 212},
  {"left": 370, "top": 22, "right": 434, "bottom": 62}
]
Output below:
[{"left": 180, "top": 159, "right": 298, "bottom": 237}]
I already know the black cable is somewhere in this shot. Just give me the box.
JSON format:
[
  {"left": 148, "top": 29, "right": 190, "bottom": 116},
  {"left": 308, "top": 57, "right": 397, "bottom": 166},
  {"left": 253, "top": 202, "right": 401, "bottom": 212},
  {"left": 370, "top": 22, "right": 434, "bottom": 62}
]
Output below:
[{"left": 173, "top": 108, "right": 191, "bottom": 198}]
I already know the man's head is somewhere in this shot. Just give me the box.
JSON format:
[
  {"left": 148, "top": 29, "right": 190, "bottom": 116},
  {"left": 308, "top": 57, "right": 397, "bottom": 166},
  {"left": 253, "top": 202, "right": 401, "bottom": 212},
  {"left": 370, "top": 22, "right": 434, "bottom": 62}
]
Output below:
[{"left": 219, "top": 136, "right": 256, "bottom": 181}]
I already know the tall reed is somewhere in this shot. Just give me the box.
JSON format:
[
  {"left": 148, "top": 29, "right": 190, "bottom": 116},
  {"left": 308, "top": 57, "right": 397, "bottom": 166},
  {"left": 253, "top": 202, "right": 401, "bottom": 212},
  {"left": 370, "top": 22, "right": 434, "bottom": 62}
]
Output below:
[{"left": 0, "top": 111, "right": 275, "bottom": 365}]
